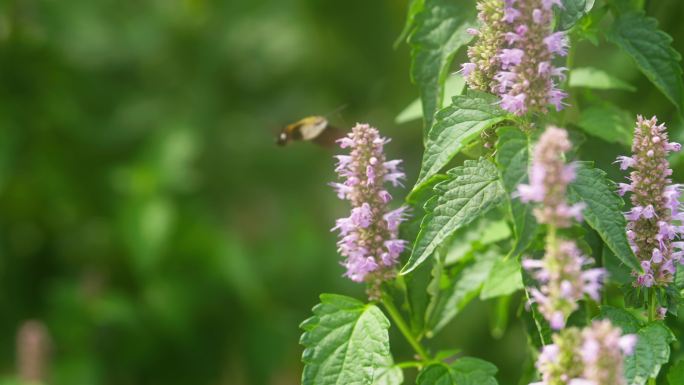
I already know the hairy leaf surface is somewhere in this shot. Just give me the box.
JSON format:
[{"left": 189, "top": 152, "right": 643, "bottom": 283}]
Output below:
[
  {"left": 403, "top": 158, "right": 506, "bottom": 274},
  {"left": 416, "top": 92, "right": 509, "bottom": 188},
  {"left": 567, "top": 162, "right": 640, "bottom": 271},
  {"left": 300, "top": 294, "right": 392, "bottom": 385},
  {"left": 624, "top": 323, "right": 675, "bottom": 385}
]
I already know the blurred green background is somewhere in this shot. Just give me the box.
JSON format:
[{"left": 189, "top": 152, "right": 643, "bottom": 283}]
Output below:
[{"left": 0, "top": 1, "right": 683, "bottom": 384}]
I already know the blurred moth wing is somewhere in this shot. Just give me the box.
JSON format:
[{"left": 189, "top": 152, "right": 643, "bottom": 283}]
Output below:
[{"left": 277, "top": 116, "right": 343, "bottom": 147}]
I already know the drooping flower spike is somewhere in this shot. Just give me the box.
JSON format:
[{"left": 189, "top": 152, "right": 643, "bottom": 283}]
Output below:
[
  {"left": 616, "top": 116, "right": 683, "bottom": 290},
  {"left": 330, "top": 123, "right": 408, "bottom": 298},
  {"left": 518, "top": 127, "right": 604, "bottom": 329}
]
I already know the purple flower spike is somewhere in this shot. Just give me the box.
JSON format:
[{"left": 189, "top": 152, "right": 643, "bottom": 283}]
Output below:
[
  {"left": 463, "top": 0, "right": 509, "bottom": 92},
  {"left": 517, "top": 127, "right": 584, "bottom": 228},
  {"left": 532, "top": 321, "right": 636, "bottom": 385},
  {"left": 577, "top": 321, "right": 636, "bottom": 385},
  {"left": 330, "top": 123, "right": 408, "bottom": 298},
  {"left": 493, "top": 0, "right": 568, "bottom": 115},
  {"left": 519, "top": 127, "right": 606, "bottom": 330},
  {"left": 523, "top": 240, "right": 605, "bottom": 330},
  {"left": 617, "top": 116, "right": 684, "bottom": 289}
]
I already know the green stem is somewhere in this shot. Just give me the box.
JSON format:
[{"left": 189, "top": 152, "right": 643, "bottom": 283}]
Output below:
[
  {"left": 647, "top": 289, "right": 657, "bottom": 385},
  {"left": 546, "top": 224, "right": 558, "bottom": 253},
  {"left": 381, "top": 295, "right": 430, "bottom": 362},
  {"left": 395, "top": 361, "right": 423, "bottom": 369},
  {"left": 648, "top": 289, "right": 656, "bottom": 322}
]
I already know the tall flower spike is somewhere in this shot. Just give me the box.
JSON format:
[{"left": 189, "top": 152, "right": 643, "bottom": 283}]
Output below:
[
  {"left": 530, "top": 321, "right": 636, "bottom": 385},
  {"left": 519, "top": 127, "right": 604, "bottom": 329},
  {"left": 530, "top": 327, "right": 584, "bottom": 385},
  {"left": 330, "top": 123, "right": 408, "bottom": 299},
  {"left": 494, "top": 0, "right": 568, "bottom": 115},
  {"left": 517, "top": 126, "right": 585, "bottom": 228},
  {"left": 461, "top": 0, "right": 508, "bottom": 92},
  {"left": 617, "top": 116, "right": 683, "bottom": 290},
  {"left": 523, "top": 240, "right": 606, "bottom": 329},
  {"left": 576, "top": 320, "right": 637, "bottom": 385}
]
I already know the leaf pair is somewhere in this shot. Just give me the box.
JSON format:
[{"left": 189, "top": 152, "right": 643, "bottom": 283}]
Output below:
[{"left": 300, "top": 294, "right": 500, "bottom": 385}]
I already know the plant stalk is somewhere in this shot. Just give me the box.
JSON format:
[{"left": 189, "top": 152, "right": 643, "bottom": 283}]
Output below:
[
  {"left": 647, "top": 289, "right": 657, "bottom": 385},
  {"left": 381, "top": 295, "right": 430, "bottom": 362}
]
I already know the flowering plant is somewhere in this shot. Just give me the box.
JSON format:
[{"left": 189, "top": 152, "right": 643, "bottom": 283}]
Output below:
[{"left": 299, "top": 1, "right": 684, "bottom": 385}]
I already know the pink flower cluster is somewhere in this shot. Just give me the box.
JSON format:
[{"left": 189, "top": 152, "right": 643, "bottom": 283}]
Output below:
[
  {"left": 532, "top": 321, "right": 637, "bottom": 385},
  {"left": 616, "top": 116, "right": 683, "bottom": 288},
  {"left": 462, "top": 0, "right": 568, "bottom": 115},
  {"left": 523, "top": 241, "right": 605, "bottom": 330},
  {"left": 494, "top": 0, "right": 568, "bottom": 115},
  {"left": 517, "top": 126, "right": 584, "bottom": 228},
  {"left": 330, "top": 123, "right": 408, "bottom": 297},
  {"left": 462, "top": 0, "right": 507, "bottom": 92},
  {"left": 519, "top": 127, "right": 604, "bottom": 329}
]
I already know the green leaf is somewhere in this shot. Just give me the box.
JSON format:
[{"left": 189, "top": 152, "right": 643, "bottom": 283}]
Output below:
[
  {"left": 602, "top": 246, "right": 632, "bottom": 285},
  {"left": 480, "top": 257, "right": 523, "bottom": 300},
  {"left": 557, "top": 0, "right": 594, "bottom": 31},
  {"left": 300, "top": 294, "right": 392, "bottom": 385},
  {"left": 624, "top": 323, "right": 676, "bottom": 385},
  {"left": 612, "top": 0, "right": 646, "bottom": 13},
  {"left": 567, "top": 162, "right": 640, "bottom": 271},
  {"left": 403, "top": 174, "right": 448, "bottom": 334},
  {"left": 494, "top": 127, "right": 528, "bottom": 192},
  {"left": 489, "top": 295, "right": 512, "bottom": 338},
  {"left": 373, "top": 364, "right": 404, "bottom": 385},
  {"left": 416, "top": 357, "right": 498, "bottom": 385},
  {"left": 404, "top": 174, "right": 450, "bottom": 244},
  {"left": 607, "top": 11, "right": 684, "bottom": 111},
  {"left": 667, "top": 360, "right": 684, "bottom": 385},
  {"left": 596, "top": 305, "right": 641, "bottom": 334},
  {"left": 404, "top": 259, "right": 435, "bottom": 335},
  {"left": 394, "top": 0, "right": 425, "bottom": 48},
  {"left": 576, "top": 104, "right": 634, "bottom": 145},
  {"left": 676, "top": 263, "right": 684, "bottom": 289},
  {"left": 403, "top": 158, "right": 506, "bottom": 274},
  {"left": 569, "top": 67, "right": 636, "bottom": 91},
  {"left": 443, "top": 217, "right": 509, "bottom": 266},
  {"left": 426, "top": 248, "right": 499, "bottom": 334},
  {"left": 495, "top": 127, "right": 538, "bottom": 258},
  {"left": 409, "top": 0, "right": 476, "bottom": 140},
  {"left": 415, "top": 92, "right": 509, "bottom": 188},
  {"left": 396, "top": 74, "right": 466, "bottom": 124}
]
